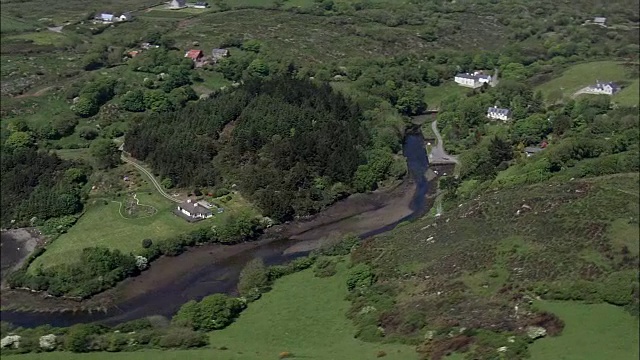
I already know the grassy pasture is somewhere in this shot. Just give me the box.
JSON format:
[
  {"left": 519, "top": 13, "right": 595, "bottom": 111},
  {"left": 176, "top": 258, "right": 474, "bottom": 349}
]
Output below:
[
  {"left": 7, "top": 263, "right": 418, "bottom": 360},
  {"left": 529, "top": 301, "right": 640, "bottom": 360},
  {"left": 424, "top": 82, "right": 470, "bottom": 110},
  {"left": 7, "top": 32, "right": 72, "bottom": 46},
  {"left": 28, "top": 167, "right": 253, "bottom": 270},
  {"left": 535, "top": 61, "right": 637, "bottom": 105},
  {"left": 0, "top": 15, "right": 38, "bottom": 34}
]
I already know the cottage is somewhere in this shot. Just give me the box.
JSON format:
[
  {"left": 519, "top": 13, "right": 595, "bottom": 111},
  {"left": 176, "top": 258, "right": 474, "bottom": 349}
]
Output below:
[
  {"left": 169, "top": 0, "right": 187, "bottom": 8},
  {"left": 211, "top": 48, "right": 229, "bottom": 63},
  {"left": 177, "top": 199, "right": 213, "bottom": 220},
  {"left": 454, "top": 71, "right": 492, "bottom": 88},
  {"left": 118, "top": 12, "right": 132, "bottom": 21},
  {"left": 96, "top": 13, "right": 114, "bottom": 22},
  {"left": 184, "top": 49, "right": 204, "bottom": 62},
  {"left": 524, "top": 147, "right": 544, "bottom": 157},
  {"left": 194, "top": 1, "right": 209, "bottom": 8},
  {"left": 585, "top": 81, "right": 620, "bottom": 95},
  {"left": 593, "top": 17, "right": 607, "bottom": 26},
  {"left": 141, "top": 42, "right": 160, "bottom": 50},
  {"left": 487, "top": 106, "right": 511, "bottom": 121}
]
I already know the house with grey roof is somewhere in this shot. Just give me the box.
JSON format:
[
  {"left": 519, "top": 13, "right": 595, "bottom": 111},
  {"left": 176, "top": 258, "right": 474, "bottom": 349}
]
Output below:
[
  {"left": 177, "top": 199, "right": 212, "bottom": 221},
  {"left": 194, "top": 1, "right": 209, "bottom": 8},
  {"left": 211, "top": 48, "right": 229, "bottom": 63},
  {"left": 524, "top": 147, "right": 545, "bottom": 157},
  {"left": 487, "top": 106, "right": 511, "bottom": 121},
  {"left": 584, "top": 81, "right": 620, "bottom": 95}
]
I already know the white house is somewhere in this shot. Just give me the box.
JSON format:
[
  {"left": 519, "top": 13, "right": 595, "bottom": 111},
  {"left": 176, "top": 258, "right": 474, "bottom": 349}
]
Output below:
[
  {"left": 118, "top": 12, "right": 133, "bottom": 21},
  {"left": 97, "top": 13, "right": 114, "bottom": 22},
  {"left": 194, "top": 1, "right": 209, "bottom": 8},
  {"left": 177, "top": 199, "right": 213, "bottom": 220},
  {"left": 454, "top": 71, "right": 492, "bottom": 88},
  {"left": 487, "top": 106, "right": 511, "bottom": 121},
  {"left": 593, "top": 17, "right": 607, "bottom": 26},
  {"left": 584, "top": 81, "right": 620, "bottom": 95},
  {"left": 169, "top": 0, "right": 187, "bottom": 8}
]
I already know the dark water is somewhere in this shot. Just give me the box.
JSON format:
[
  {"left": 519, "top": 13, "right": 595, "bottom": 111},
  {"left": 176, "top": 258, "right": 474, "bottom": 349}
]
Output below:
[{"left": 0, "top": 132, "right": 430, "bottom": 328}]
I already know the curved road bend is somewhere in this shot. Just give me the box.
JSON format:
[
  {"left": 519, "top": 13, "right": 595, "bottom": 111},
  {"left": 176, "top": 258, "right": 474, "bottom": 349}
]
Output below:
[
  {"left": 120, "top": 155, "right": 181, "bottom": 203},
  {"left": 429, "top": 120, "right": 459, "bottom": 164}
]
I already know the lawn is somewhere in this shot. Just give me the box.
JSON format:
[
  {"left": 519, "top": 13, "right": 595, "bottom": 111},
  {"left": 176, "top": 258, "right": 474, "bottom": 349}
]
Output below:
[
  {"left": 7, "top": 263, "right": 418, "bottom": 360},
  {"left": 529, "top": 301, "right": 640, "bottom": 360},
  {"left": 0, "top": 15, "right": 37, "bottom": 34},
  {"left": 614, "top": 78, "right": 639, "bottom": 106},
  {"left": 424, "top": 82, "right": 469, "bottom": 110},
  {"left": 535, "top": 61, "right": 631, "bottom": 102},
  {"left": 28, "top": 170, "right": 253, "bottom": 270},
  {"left": 8, "top": 32, "right": 72, "bottom": 46}
]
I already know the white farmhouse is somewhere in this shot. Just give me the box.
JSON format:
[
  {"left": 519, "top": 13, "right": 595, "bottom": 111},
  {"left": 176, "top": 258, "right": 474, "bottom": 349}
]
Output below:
[
  {"left": 583, "top": 81, "right": 620, "bottom": 95},
  {"left": 96, "top": 13, "right": 114, "bottom": 22},
  {"left": 177, "top": 199, "right": 212, "bottom": 221},
  {"left": 487, "top": 106, "right": 511, "bottom": 121},
  {"left": 454, "top": 71, "right": 492, "bottom": 88},
  {"left": 169, "top": 0, "right": 187, "bottom": 8}
]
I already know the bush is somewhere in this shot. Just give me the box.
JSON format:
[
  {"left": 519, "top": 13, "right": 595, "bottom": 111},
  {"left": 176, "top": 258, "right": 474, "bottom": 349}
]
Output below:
[
  {"left": 142, "top": 239, "right": 153, "bottom": 249},
  {"left": 156, "top": 328, "right": 208, "bottom": 349},
  {"left": 172, "top": 294, "right": 246, "bottom": 331},
  {"left": 237, "top": 258, "right": 268, "bottom": 300},
  {"left": 347, "top": 263, "right": 376, "bottom": 291},
  {"left": 313, "top": 257, "right": 337, "bottom": 278},
  {"left": 65, "top": 324, "right": 106, "bottom": 353}
]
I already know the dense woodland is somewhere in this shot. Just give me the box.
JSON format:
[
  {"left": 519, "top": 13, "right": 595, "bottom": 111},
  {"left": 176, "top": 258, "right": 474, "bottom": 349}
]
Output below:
[
  {"left": 125, "top": 76, "right": 400, "bottom": 221},
  {"left": 0, "top": 147, "right": 90, "bottom": 228}
]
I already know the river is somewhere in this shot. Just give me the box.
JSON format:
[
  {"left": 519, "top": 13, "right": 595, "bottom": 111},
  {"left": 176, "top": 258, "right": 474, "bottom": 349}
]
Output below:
[{"left": 0, "top": 130, "right": 431, "bottom": 328}]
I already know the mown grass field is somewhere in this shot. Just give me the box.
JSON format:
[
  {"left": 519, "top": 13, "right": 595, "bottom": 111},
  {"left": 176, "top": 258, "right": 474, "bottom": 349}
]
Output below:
[
  {"left": 615, "top": 78, "right": 640, "bottom": 106},
  {"left": 424, "top": 82, "right": 469, "bottom": 110},
  {"left": 28, "top": 168, "right": 253, "bottom": 270},
  {"left": 529, "top": 301, "right": 640, "bottom": 360},
  {"left": 535, "top": 61, "right": 636, "bottom": 104},
  {"left": 7, "top": 263, "right": 418, "bottom": 360}
]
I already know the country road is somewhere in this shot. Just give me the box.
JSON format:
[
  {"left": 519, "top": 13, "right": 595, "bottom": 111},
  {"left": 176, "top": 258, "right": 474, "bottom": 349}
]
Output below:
[
  {"left": 429, "top": 120, "right": 459, "bottom": 165},
  {"left": 120, "top": 155, "right": 181, "bottom": 203}
]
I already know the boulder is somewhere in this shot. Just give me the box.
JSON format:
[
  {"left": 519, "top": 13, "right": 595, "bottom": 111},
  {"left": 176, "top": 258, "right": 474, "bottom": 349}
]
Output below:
[
  {"left": 526, "top": 326, "right": 547, "bottom": 339},
  {"left": 1, "top": 335, "right": 21, "bottom": 349},
  {"left": 39, "top": 334, "right": 57, "bottom": 350}
]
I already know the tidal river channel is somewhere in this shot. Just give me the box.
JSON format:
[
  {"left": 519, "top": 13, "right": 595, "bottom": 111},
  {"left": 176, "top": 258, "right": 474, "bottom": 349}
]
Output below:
[{"left": 0, "top": 130, "right": 432, "bottom": 328}]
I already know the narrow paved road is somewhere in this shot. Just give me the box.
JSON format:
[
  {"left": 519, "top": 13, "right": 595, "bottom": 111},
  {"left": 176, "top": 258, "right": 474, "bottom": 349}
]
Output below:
[
  {"left": 120, "top": 155, "right": 181, "bottom": 203},
  {"left": 429, "top": 120, "right": 459, "bottom": 164}
]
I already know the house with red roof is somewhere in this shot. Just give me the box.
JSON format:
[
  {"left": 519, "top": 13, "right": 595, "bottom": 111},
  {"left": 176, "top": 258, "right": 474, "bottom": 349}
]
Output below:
[{"left": 184, "top": 49, "right": 204, "bottom": 62}]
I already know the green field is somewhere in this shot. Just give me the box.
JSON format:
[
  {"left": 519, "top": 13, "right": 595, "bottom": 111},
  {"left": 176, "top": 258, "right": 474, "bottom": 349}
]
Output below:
[
  {"left": 535, "top": 61, "right": 635, "bottom": 104},
  {"left": 7, "top": 262, "right": 418, "bottom": 360},
  {"left": 615, "top": 78, "right": 640, "bottom": 106},
  {"left": 29, "top": 173, "right": 252, "bottom": 270},
  {"left": 529, "top": 301, "right": 640, "bottom": 360},
  {"left": 424, "top": 82, "right": 470, "bottom": 110},
  {"left": 0, "top": 15, "right": 37, "bottom": 34}
]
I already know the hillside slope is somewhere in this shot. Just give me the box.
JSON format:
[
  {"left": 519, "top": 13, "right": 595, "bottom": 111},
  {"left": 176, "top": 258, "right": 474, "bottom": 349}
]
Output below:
[{"left": 350, "top": 173, "right": 639, "bottom": 359}]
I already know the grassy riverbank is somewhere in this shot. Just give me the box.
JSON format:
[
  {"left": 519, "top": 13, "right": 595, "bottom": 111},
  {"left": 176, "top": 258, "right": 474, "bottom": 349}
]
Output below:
[{"left": 4, "top": 262, "right": 418, "bottom": 360}]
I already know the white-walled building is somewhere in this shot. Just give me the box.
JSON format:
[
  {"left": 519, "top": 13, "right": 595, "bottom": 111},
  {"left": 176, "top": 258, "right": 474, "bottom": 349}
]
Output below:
[
  {"left": 454, "top": 71, "right": 493, "bottom": 88},
  {"left": 177, "top": 199, "right": 212, "bottom": 220},
  {"left": 583, "top": 81, "right": 620, "bottom": 95}
]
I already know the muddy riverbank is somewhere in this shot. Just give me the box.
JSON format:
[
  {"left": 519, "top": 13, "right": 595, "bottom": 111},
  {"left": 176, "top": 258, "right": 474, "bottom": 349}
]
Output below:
[
  {"left": 0, "top": 228, "right": 43, "bottom": 286},
  {"left": 0, "top": 132, "right": 438, "bottom": 327}
]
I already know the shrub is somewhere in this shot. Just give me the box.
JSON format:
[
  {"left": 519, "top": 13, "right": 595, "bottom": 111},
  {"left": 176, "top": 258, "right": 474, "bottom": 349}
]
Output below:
[
  {"left": 156, "top": 328, "right": 208, "bottom": 349},
  {"left": 313, "top": 257, "right": 337, "bottom": 278},
  {"left": 347, "top": 263, "right": 376, "bottom": 291},
  {"left": 142, "top": 239, "right": 153, "bottom": 249},
  {"left": 237, "top": 258, "right": 268, "bottom": 300}
]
